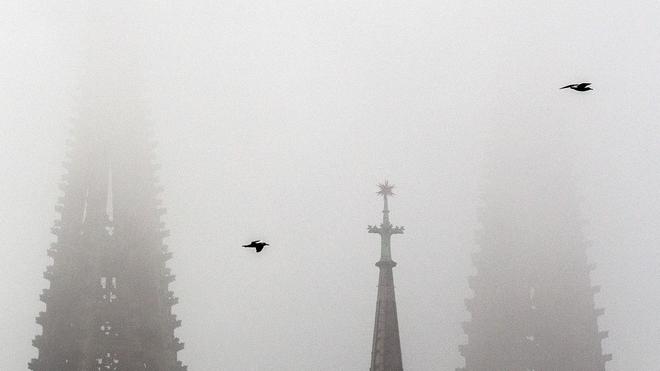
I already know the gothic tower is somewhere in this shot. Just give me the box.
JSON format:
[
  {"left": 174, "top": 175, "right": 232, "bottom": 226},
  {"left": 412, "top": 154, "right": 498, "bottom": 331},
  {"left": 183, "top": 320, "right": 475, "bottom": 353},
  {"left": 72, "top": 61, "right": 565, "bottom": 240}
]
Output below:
[
  {"left": 29, "top": 4, "right": 186, "bottom": 371},
  {"left": 368, "top": 181, "right": 405, "bottom": 371},
  {"left": 457, "top": 128, "right": 611, "bottom": 371}
]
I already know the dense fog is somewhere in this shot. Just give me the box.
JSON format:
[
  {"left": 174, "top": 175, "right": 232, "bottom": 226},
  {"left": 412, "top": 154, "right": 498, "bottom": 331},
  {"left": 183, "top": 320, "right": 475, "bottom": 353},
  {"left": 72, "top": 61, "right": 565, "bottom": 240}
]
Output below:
[{"left": 2, "top": 1, "right": 659, "bottom": 370}]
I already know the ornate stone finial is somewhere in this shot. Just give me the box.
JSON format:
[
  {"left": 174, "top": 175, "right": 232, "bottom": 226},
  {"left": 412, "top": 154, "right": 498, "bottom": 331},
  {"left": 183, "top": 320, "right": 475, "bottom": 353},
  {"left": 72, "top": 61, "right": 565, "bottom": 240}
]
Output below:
[{"left": 377, "top": 180, "right": 395, "bottom": 197}]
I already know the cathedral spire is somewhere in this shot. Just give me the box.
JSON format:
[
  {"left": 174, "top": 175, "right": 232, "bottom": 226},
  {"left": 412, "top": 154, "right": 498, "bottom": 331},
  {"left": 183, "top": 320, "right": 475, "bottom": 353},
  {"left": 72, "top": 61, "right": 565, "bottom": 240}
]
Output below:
[
  {"left": 29, "top": 5, "right": 185, "bottom": 371},
  {"left": 368, "top": 181, "right": 405, "bottom": 371},
  {"left": 457, "top": 127, "right": 610, "bottom": 371}
]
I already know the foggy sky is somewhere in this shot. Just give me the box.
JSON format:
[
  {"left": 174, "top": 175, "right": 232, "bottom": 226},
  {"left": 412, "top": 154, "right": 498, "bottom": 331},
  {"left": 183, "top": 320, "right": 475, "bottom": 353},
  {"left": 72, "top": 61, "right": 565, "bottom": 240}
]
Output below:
[{"left": 2, "top": 1, "right": 660, "bottom": 370}]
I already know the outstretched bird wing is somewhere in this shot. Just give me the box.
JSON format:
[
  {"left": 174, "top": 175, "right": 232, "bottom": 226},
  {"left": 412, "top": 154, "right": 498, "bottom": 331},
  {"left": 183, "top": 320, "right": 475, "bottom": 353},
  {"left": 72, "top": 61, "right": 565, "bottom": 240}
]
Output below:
[
  {"left": 560, "top": 84, "right": 577, "bottom": 89},
  {"left": 255, "top": 246, "right": 264, "bottom": 253}
]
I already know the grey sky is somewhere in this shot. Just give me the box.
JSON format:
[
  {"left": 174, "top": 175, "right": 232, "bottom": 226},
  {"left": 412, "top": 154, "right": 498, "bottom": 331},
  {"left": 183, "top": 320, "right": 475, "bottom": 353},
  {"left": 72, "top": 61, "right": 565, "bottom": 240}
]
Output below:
[{"left": 2, "top": 1, "right": 660, "bottom": 370}]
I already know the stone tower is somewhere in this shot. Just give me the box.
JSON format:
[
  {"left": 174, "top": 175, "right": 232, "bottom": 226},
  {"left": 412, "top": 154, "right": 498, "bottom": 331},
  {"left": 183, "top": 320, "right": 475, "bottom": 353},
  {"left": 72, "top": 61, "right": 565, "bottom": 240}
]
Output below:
[
  {"left": 457, "top": 129, "right": 611, "bottom": 371},
  {"left": 29, "top": 4, "right": 186, "bottom": 371},
  {"left": 368, "top": 181, "right": 405, "bottom": 371}
]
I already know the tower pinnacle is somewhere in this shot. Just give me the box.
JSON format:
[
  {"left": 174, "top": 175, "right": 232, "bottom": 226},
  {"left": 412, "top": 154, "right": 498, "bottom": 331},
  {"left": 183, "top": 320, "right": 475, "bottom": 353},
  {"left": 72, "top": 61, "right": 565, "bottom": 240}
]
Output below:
[
  {"left": 377, "top": 181, "right": 395, "bottom": 226},
  {"left": 29, "top": 5, "right": 185, "bottom": 370},
  {"left": 368, "top": 181, "right": 404, "bottom": 371},
  {"left": 369, "top": 181, "right": 405, "bottom": 260}
]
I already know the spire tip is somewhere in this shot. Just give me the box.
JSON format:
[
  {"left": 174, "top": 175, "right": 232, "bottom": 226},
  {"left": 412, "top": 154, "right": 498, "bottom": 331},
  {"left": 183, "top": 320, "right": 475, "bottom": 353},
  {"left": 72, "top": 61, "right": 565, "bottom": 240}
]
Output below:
[{"left": 377, "top": 180, "right": 395, "bottom": 197}]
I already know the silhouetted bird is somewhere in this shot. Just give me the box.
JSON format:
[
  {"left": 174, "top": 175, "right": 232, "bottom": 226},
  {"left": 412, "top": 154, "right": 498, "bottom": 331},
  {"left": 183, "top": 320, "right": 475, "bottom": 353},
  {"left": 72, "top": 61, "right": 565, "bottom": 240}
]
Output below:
[
  {"left": 560, "top": 82, "right": 592, "bottom": 91},
  {"left": 242, "top": 240, "right": 269, "bottom": 253}
]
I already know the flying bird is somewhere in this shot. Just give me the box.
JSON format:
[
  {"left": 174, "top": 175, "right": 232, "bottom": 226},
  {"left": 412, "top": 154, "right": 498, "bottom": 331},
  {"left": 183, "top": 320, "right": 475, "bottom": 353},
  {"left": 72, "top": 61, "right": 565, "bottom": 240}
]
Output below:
[
  {"left": 242, "top": 240, "right": 269, "bottom": 253},
  {"left": 560, "top": 82, "right": 592, "bottom": 91}
]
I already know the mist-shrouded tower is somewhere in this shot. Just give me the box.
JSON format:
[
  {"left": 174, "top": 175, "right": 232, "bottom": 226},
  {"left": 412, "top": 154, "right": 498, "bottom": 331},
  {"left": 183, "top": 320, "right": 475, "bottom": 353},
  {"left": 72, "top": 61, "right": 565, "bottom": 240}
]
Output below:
[
  {"left": 457, "top": 129, "right": 611, "bottom": 371},
  {"left": 29, "top": 5, "right": 186, "bottom": 371},
  {"left": 368, "top": 181, "right": 405, "bottom": 371}
]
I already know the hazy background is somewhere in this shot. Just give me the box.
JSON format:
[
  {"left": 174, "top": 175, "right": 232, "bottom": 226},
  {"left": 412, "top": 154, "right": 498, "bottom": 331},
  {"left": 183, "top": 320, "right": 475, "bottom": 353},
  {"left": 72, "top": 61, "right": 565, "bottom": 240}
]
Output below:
[{"left": 2, "top": 1, "right": 659, "bottom": 370}]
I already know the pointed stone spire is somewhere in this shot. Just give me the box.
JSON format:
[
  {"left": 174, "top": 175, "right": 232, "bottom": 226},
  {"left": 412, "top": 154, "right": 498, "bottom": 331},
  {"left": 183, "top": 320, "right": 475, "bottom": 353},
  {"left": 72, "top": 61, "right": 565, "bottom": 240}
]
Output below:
[
  {"left": 29, "top": 4, "right": 185, "bottom": 370},
  {"left": 368, "top": 181, "right": 405, "bottom": 371},
  {"left": 457, "top": 127, "right": 610, "bottom": 371}
]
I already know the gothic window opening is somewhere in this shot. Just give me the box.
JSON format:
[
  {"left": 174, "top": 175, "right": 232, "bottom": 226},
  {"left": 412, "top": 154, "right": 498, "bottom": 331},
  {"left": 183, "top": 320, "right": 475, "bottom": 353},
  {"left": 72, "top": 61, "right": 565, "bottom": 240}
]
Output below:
[
  {"left": 100, "top": 321, "right": 119, "bottom": 337},
  {"left": 81, "top": 187, "right": 90, "bottom": 225},
  {"left": 100, "top": 277, "right": 118, "bottom": 303},
  {"left": 529, "top": 286, "right": 537, "bottom": 310},
  {"left": 106, "top": 165, "right": 114, "bottom": 222},
  {"left": 96, "top": 352, "right": 119, "bottom": 371}
]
